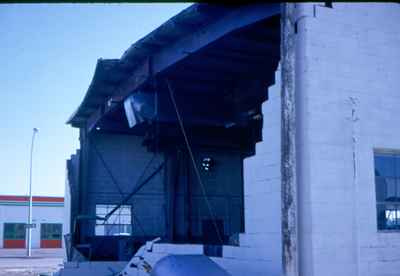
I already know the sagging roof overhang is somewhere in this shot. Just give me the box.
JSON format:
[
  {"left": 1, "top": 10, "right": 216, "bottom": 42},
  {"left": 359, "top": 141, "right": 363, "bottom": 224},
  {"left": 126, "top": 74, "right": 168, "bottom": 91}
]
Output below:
[{"left": 67, "top": 3, "right": 281, "bottom": 131}]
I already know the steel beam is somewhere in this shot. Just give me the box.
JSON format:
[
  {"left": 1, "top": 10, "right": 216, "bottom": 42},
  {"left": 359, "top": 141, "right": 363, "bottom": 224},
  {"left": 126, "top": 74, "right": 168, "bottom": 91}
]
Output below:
[{"left": 85, "top": 5, "right": 280, "bottom": 132}]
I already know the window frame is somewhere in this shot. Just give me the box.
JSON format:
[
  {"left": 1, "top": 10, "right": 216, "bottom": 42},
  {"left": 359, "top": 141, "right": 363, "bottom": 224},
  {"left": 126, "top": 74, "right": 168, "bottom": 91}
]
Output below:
[
  {"left": 95, "top": 204, "right": 133, "bottom": 236},
  {"left": 374, "top": 149, "right": 400, "bottom": 232},
  {"left": 3, "top": 223, "right": 26, "bottom": 240},
  {"left": 40, "top": 223, "right": 62, "bottom": 240}
]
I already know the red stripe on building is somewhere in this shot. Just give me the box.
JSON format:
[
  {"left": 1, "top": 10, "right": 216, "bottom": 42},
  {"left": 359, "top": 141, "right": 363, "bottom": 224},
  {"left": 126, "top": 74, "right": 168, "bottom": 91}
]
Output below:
[
  {"left": 40, "top": 239, "right": 62, "bottom": 248},
  {"left": 0, "top": 195, "right": 64, "bottom": 203},
  {"left": 4, "top": 239, "right": 25, "bottom": 248}
]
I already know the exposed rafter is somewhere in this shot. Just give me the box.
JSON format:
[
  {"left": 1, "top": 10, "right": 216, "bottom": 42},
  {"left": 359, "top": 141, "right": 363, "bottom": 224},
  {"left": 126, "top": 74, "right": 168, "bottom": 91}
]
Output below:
[{"left": 67, "top": 4, "right": 281, "bottom": 134}]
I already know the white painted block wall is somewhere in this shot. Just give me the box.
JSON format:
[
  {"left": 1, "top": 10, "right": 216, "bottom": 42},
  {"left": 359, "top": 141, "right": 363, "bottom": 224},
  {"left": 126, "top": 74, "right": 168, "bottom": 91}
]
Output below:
[
  {"left": 218, "top": 66, "right": 282, "bottom": 276},
  {"left": 296, "top": 3, "right": 400, "bottom": 276}
]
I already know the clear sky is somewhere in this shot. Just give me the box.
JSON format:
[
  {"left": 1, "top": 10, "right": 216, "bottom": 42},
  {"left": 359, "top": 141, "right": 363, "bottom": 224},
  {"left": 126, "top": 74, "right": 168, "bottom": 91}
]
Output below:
[{"left": 0, "top": 3, "right": 191, "bottom": 197}]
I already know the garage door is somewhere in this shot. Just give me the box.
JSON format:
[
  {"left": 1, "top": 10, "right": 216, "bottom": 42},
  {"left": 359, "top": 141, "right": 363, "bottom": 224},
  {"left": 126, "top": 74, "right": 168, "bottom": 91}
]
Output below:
[
  {"left": 40, "top": 223, "right": 62, "bottom": 248},
  {"left": 3, "top": 223, "right": 26, "bottom": 248}
]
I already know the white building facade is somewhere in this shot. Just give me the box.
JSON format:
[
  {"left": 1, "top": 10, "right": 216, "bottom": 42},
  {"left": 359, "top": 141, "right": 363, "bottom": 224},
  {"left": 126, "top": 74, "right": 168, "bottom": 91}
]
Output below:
[
  {"left": 0, "top": 195, "right": 65, "bottom": 249},
  {"left": 295, "top": 4, "right": 400, "bottom": 276},
  {"left": 211, "top": 3, "right": 400, "bottom": 276},
  {"left": 241, "top": 3, "right": 400, "bottom": 276}
]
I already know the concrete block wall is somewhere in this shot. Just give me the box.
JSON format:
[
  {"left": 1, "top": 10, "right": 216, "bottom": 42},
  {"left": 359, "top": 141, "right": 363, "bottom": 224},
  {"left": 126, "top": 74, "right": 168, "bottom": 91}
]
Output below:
[
  {"left": 217, "top": 66, "right": 282, "bottom": 276},
  {"left": 296, "top": 3, "right": 400, "bottom": 276}
]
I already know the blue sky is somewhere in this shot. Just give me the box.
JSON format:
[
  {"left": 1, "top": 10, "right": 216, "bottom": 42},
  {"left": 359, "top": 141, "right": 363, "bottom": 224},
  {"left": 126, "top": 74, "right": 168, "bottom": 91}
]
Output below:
[{"left": 0, "top": 3, "right": 190, "bottom": 196}]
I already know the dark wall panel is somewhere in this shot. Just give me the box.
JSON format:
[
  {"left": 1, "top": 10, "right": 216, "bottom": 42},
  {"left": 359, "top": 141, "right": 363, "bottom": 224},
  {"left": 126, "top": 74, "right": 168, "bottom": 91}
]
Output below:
[{"left": 85, "top": 132, "right": 166, "bottom": 238}]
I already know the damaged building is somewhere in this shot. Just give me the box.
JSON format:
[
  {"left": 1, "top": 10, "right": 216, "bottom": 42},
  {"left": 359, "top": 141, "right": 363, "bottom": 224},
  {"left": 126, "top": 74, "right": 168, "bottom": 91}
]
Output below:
[{"left": 63, "top": 3, "right": 400, "bottom": 276}]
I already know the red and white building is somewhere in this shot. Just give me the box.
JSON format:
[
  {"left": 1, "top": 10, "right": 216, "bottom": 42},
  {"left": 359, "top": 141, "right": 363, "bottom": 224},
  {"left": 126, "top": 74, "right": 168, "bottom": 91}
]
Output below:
[{"left": 0, "top": 195, "right": 64, "bottom": 249}]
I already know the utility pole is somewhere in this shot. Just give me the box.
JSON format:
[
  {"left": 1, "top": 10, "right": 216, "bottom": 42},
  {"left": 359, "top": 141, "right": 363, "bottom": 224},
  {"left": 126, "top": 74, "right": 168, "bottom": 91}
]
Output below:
[{"left": 27, "top": 127, "right": 38, "bottom": 257}]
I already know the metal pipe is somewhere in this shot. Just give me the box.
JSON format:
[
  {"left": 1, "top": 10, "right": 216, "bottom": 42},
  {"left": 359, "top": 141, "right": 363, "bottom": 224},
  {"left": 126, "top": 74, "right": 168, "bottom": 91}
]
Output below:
[{"left": 27, "top": 127, "right": 38, "bottom": 257}]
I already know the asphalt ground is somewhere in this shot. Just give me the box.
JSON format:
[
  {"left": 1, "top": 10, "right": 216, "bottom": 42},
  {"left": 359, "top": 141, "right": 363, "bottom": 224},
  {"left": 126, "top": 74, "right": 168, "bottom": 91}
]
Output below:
[{"left": 0, "top": 249, "right": 65, "bottom": 276}]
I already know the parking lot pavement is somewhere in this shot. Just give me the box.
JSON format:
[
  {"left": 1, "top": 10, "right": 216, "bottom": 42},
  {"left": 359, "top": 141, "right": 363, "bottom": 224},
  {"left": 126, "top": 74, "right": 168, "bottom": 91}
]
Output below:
[{"left": 0, "top": 249, "right": 65, "bottom": 276}]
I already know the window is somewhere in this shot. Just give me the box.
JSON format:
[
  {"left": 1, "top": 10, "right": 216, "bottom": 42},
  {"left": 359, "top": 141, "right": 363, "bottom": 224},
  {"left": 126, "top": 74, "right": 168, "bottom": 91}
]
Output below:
[
  {"left": 95, "top": 204, "right": 132, "bottom": 236},
  {"left": 375, "top": 152, "right": 400, "bottom": 230},
  {"left": 4, "top": 223, "right": 26, "bottom": 240},
  {"left": 41, "top": 224, "right": 62, "bottom": 240}
]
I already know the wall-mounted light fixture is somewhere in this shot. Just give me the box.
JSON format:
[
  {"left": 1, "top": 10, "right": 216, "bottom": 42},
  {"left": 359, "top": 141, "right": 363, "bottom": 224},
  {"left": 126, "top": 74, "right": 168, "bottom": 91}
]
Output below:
[{"left": 201, "top": 157, "right": 214, "bottom": 171}]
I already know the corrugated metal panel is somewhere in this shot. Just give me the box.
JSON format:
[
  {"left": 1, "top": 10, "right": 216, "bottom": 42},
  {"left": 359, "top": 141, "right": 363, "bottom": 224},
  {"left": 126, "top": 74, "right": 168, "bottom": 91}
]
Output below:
[{"left": 67, "top": 59, "right": 126, "bottom": 126}]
